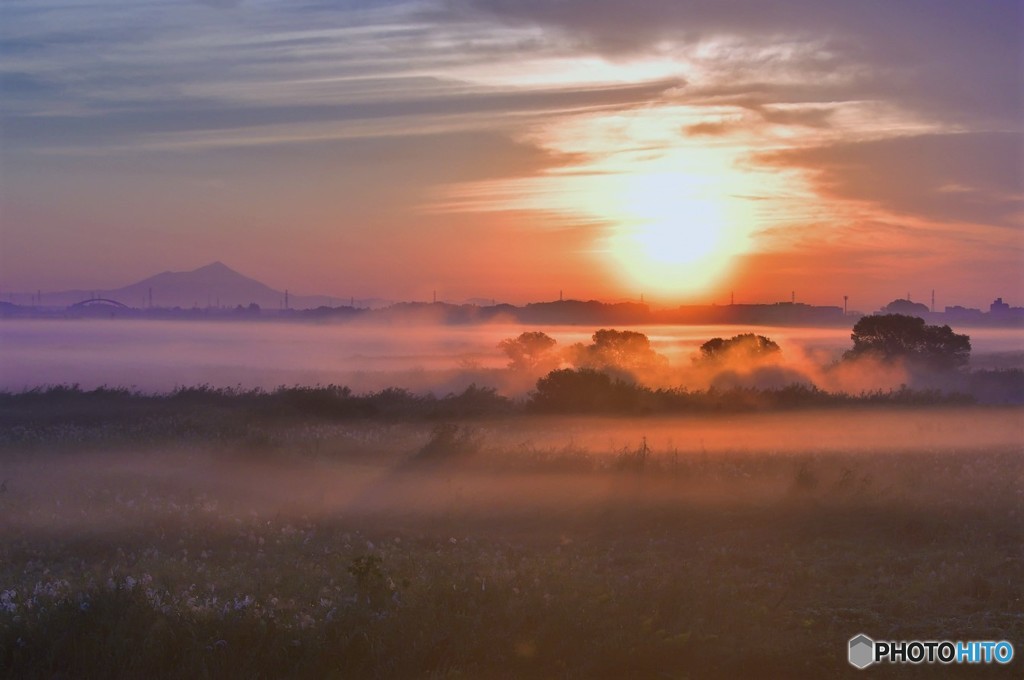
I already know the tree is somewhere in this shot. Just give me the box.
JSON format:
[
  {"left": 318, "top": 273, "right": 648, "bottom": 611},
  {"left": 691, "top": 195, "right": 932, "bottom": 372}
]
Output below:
[
  {"left": 566, "top": 329, "right": 667, "bottom": 373},
  {"left": 698, "top": 333, "right": 781, "bottom": 363},
  {"left": 844, "top": 314, "right": 970, "bottom": 370},
  {"left": 498, "top": 331, "right": 558, "bottom": 371}
]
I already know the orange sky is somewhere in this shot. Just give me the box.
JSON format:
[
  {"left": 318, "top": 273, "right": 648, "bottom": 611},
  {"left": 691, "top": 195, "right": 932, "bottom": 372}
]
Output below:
[{"left": 1, "top": 1, "right": 1021, "bottom": 311}]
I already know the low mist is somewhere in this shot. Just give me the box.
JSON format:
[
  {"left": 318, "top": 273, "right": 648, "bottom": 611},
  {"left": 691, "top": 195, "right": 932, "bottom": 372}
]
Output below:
[
  {"left": 3, "top": 408, "right": 1020, "bottom": 535},
  {"left": 1, "top": 319, "right": 1020, "bottom": 398},
  {"left": 2, "top": 323, "right": 1021, "bottom": 679}
]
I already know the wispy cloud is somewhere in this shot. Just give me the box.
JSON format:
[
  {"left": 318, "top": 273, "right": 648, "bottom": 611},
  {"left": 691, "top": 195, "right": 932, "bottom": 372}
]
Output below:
[
  {"left": 755, "top": 132, "right": 1024, "bottom": 229},
  {"left": 448, "top": 0, "right": 1023, "bottom": 125},
  {"left": 1, "top": 0, "right": 1020, "bottom": 304}
]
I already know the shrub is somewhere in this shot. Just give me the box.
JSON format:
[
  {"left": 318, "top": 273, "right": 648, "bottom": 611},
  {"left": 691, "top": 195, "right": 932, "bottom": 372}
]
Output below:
[{"left": 529, "top": 369, "right": 651, "bottom": 413}]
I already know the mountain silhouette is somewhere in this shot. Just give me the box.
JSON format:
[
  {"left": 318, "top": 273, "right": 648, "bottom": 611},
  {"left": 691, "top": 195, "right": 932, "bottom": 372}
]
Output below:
[
  {"left": 118, "top": 261, "right": 286, "bottom": 309},
  {"left": 28, "top": 262, "right": 340, "bottom": 309}
]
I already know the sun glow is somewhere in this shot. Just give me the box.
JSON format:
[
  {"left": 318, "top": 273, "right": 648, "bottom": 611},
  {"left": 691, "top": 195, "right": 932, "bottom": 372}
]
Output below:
[
  {"left": 597, "top": 166, "right": 755, "bottom": 296},
  {"left": 434, "top": 81, "right": 795, "bottom": 300}
]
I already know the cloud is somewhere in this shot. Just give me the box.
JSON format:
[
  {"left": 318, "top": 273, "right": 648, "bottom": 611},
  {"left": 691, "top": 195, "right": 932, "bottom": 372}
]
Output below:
[
  {"left": 684, "top": 103, "right": 833, "bottom": 137},
  {"left": 194, "top": 0, "right": 243, "bottom": 7},
  {"left": 2, "top": 0, "right": 1020, "bottom": 306},
  {"left": 684, "top": 120, "right": 734, "bottom": 137},
  {"left": 1, "top": 0, "right": 687, "bottom": 156},
  {"left": 753, "top": 104, "right": 833, "bottom": 128},
  {"left": 448, "top": 0, "right": 1023, "bottom": 126},
  {"left": 755, "top": 132, "right": 1024, "bottom": 228},
  {"left": 3, "top": 77, "right": 684, "bottom": 155}
]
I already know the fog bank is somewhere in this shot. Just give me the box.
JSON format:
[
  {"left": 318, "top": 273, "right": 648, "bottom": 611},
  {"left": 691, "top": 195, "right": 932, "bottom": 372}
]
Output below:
[{"left": 1, "top": 319, "right": 1020, "bottom": 396}]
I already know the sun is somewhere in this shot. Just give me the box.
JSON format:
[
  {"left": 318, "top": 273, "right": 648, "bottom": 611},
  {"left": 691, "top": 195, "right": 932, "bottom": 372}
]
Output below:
[
  {"left": 600, "top": 169, "right": 751, "bottom": 298},
  {"left": 432, "top": 102, "right": 778, "bottom": 301}
]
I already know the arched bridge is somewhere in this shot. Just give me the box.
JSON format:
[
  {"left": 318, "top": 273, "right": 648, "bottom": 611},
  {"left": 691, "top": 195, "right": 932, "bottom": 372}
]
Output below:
[{"left": 68, "top": 298, "right": 131, "bottom": 310}]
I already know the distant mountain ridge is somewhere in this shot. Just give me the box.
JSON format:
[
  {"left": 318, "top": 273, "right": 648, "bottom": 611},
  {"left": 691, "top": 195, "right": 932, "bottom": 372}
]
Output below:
[
  {"left": 119, "top": 261, "right": 289, "bottom": 309},
  {"left": 13, "top": 262, "right": 344, "bottom": 310}
]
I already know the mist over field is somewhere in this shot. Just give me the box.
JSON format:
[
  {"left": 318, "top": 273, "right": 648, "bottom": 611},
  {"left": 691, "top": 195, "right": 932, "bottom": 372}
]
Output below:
[
  {"left": 2, "top": 396, "right": 1022, "bottom": 678},
  {"left": 1, "top": 317, "right": 1022, "bottom": 678},
  {"left": 2, "top": 409, "right": 1021, "bottom": 544},
  {"left": 2, "top": 319, "right": 1022, "bottom": 397}
]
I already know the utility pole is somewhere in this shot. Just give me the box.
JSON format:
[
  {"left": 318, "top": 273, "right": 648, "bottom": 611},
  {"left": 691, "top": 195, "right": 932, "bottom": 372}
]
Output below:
[{"left": 843, "top": 295, "right": 848, "bottom": 316}]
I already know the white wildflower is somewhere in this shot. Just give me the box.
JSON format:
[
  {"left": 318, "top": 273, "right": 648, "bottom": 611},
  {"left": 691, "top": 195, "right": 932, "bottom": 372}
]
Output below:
[{"left": 1, "top": 590, "right": 17, "bottom": 614}]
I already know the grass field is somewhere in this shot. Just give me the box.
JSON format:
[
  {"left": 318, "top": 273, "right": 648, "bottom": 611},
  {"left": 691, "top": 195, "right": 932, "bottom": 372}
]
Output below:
[{"left": 1, "top": 397, "right": 1021, "bottom": 678}]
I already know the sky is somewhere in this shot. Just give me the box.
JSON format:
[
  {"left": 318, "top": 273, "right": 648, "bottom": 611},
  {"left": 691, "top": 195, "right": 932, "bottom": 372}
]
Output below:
[{"left": 1, "top": 0, "right": 1022, "bottom": 310}]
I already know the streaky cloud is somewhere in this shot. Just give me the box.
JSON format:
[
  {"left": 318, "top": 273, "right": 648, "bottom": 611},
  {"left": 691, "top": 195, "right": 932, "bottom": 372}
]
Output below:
[{"left": 756, "top": 132, "right": 1024, "bottom": 229}]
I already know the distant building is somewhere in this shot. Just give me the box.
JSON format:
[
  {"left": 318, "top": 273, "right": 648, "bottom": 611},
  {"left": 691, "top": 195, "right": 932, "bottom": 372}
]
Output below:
[
  {"left": 882, "top": 298, "right": 931, "bottom": 316},
  {"left": 944, "top": 305, "right": 984, "bottom": 323},
  {"left": 990, "top": 297, "right": 1010, "bottom": 314},
  {"left": 664, "top": 301, "right": 845, "bottom": 326},
  {"left": 976, "top": 298, "right": 1024, "bottom": 326}
]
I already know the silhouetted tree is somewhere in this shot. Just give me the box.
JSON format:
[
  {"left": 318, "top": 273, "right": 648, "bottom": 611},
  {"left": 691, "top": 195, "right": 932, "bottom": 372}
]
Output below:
[
  {"left": 566, "top": 329, "right": 668, "bottom": 374},
  {"left": 698, "top": 333, "right": 781, "bottom": 363},
  {"left": 498, "top": 331, "right": 558, "bottom": 370},
  {"left": 844, "top": 314, "right": 970, "bottom": 370}
]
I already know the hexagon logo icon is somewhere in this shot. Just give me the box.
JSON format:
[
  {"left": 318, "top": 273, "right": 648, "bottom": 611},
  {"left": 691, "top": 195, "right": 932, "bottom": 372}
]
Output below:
[{"left": 849, "top": 634, "right": 875, "bottom": 669}]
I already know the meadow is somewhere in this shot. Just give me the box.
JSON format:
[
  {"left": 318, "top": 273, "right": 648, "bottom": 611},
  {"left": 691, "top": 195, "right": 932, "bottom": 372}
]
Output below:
[{"left": 1, "top": 386, "right": 1021, "bottom": 678}]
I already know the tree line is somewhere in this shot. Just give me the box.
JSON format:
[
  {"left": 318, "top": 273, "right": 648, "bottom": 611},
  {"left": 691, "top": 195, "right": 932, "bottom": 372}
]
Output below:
[
  {"left": 497, "top": 314, "right": 1005, "bottom": 411},
  {"left": 4, "top": 315, "right": 1017, "bottom": 431},
  {"left": 499, "top": 313, "right": 971, "bottom": 376}
]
